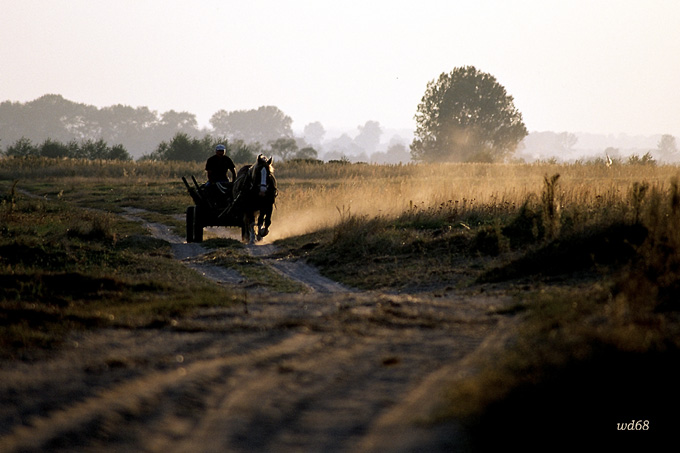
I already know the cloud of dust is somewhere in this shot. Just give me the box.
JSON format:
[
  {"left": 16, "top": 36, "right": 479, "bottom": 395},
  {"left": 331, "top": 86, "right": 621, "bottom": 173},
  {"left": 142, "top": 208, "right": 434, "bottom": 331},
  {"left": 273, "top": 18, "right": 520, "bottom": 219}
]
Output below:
[{"left": 265, "top": 163, "right": 546, "bottom": 242}]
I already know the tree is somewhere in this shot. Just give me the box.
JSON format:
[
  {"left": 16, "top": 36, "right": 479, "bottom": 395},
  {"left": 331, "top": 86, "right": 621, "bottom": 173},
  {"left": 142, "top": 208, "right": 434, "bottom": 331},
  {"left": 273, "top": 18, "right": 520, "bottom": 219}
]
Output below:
[
  {"left": 151, "top": 133, "right": 212, "bottom": 162},
  {"left": 96, "top": 104, "right": 161, "bottom": 157},
  {"left": 324, "top": 133, "right": 364, "bottom": 157},
  {"left": 656, "top": 134, "right": 678, "bottom": 162},
  {"left": 155, "top": 110, "right": 199, "bottom": 138},
  {"left": 411, "top": 66, "right": 528, "bottom": 162},
  {"left": 556, "top": 132, "right": 578, "bottom": 151},
  {"left": 303, "top": 122, "right": 326, "bottom": 147},
  {"left": 354, "top": 120, "right": 382, "bottom": 154},
  {"left": 268, "top": 137, "right": 298, "bottom": 161},
  {"left": 294, "top": 146, "right": 319, "bottom": 160},
  {"left": 4, "top": 137, "right": 38, "bottom": 157},
  {"left": 107, "top": 144, "right": 132, "bottom": 161},
  {"left": 371, "top": 143, "right": 411, "bottom": 164},
  {"left": 229, "top": 139, "right": 261, "bottom": 164},
  {"left": 40, "top": 139, "right": 71, "bottom": 158},
  {"left": 210, "top": 106, "right": 293, "bottom": 144},
  {"left": 81, "top": 139, "right": 110, "bottom": 159}
]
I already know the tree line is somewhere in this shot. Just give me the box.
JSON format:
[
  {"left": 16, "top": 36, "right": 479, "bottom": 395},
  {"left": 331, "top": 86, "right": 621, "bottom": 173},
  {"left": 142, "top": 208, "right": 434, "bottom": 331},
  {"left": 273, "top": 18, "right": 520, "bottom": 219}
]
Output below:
[
  {"left": 0, "top": 132, "right": 323, "bottom": 165},
  {"left": 5, "top": 68, "right": 672, "bottom": 164},
  {"left": 0, "top": 95, "right": 298, "bottom": 160},
  {"left": 3, "top": 137, "right": 132, "bottom": 160},
  {"left": 1, "top": 69, "right": 527, "bottom": 164},
  {"left": 1, "top": 69, "right": 530, "bottom": 164}
]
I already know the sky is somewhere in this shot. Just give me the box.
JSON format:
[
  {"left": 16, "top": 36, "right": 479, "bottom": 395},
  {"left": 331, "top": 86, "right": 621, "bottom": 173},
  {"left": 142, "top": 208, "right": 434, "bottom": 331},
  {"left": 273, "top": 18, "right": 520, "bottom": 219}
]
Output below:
[{"left": 2, "top": 0, "right": 680, "bottom": 138}]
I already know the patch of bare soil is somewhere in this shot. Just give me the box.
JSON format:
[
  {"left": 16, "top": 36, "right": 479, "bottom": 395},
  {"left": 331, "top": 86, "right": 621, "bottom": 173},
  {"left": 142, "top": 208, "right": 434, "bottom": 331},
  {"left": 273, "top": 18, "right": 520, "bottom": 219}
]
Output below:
[{"left": 0, "top": 209, "right": 517, "bottom": 452}]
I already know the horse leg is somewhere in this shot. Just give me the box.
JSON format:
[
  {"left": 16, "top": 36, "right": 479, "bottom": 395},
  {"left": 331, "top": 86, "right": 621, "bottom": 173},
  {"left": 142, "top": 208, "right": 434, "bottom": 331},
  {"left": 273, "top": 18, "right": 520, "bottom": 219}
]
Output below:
[
  {"left": 248, "top": 219, "right": 256, "bottom": 244},
  {"left": 242, "top": 212, "right": 253, "bottom": 243},
  {"left": 257, "top": 204, "right": 272, "bottom": 238},
  {"left": 256, "top": 211, "right": 265, "bottom": 239},
  {"left": 243, "top": 211, "right": 257, "bottom": 244},
  {"left": 241, "top": 217, "right": 248, "bottom": 243}
]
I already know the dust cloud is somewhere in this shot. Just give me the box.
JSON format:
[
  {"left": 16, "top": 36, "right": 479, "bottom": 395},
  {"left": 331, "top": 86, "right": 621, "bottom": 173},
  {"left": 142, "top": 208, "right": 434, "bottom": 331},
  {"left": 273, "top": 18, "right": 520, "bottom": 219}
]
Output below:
[{"left": 266, "top": 163, "right": 544, "bottom": 241}]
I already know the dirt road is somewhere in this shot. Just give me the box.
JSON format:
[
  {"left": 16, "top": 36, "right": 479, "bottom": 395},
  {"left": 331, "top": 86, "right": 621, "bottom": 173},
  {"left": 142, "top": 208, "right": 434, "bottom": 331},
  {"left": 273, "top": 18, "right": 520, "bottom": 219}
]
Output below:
[{"left": 0, "top": 211, "right": 514, "bottom": 452}]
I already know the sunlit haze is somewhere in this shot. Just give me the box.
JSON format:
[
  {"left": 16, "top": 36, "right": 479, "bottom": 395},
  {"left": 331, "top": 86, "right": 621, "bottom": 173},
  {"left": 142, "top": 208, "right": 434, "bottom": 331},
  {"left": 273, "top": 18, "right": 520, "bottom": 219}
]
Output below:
[{"left": 2, "top": 0, "right": 679, "bottom": 137}]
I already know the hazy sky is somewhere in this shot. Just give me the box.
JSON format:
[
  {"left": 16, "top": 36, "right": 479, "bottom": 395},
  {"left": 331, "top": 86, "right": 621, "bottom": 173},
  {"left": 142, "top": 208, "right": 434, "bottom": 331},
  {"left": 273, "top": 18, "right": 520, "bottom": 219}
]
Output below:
[{"left": 2, "top": 0, "right": 679, "bottom": 136}]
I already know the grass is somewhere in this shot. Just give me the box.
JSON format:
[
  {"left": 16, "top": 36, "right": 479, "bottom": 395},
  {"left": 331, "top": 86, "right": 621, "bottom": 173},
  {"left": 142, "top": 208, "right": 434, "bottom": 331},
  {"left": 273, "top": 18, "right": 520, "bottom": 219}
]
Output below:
[
  {"left": 273, "top": 164, "right": 680, "bottom": 447},
  {"left": 283, "top": 214, "right": 480, "bottom": 290},
  {"left": 0, "top": 185, "right": 238, "bottom": 360},
  {"left": 434, "top": 180, "right": 680, "bottom": 449},
  {"left": 2, "top": 156, "right": 680, "bottom": 447},
  {"left": 199, "top": 238, "right": 309, "bottom": 293}
]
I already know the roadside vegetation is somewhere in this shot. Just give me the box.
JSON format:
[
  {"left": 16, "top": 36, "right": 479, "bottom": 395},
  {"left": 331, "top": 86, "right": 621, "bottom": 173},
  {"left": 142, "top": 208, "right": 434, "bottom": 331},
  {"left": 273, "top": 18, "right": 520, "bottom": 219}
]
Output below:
[
  {"left": 2, "top": 156, "right": 679, "bottom": 445},
  {"left": 0, "top": 170, "right": 239, "bottom": 360},
  {"left": 275, "top": 163, "right": 680, "bottom": 446}
]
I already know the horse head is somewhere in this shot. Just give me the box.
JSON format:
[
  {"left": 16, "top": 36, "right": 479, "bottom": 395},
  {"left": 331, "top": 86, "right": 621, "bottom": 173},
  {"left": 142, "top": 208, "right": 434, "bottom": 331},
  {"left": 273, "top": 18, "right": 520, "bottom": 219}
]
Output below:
[{"left": 250, "top": 154, "right": 274, "bottom": 198}]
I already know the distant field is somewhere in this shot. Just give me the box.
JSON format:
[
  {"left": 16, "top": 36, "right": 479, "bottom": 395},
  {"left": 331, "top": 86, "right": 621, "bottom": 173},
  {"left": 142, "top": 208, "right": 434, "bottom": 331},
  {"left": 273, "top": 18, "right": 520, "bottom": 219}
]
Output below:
[{"left": 2, "top": 156, "right": 678, "bottom": 240}]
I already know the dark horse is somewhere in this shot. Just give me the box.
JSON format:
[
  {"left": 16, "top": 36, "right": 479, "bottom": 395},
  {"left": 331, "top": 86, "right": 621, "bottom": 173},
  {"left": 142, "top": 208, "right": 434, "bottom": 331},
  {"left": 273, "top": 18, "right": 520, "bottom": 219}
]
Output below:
[{"left": 232, "top": 154, "right": 278, "bottom": 244}]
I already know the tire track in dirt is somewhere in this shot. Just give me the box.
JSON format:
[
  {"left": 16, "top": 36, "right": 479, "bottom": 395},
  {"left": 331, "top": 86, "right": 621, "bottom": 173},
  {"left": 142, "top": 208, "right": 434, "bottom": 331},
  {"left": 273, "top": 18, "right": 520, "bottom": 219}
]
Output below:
[
  {"left": 246, "top": 243, "right": 354, "bottom": 294},
  {"left": 0, "top": 332, "right": 321, "bottom": 452},
  {"left": 122, "top": 207, "right": 244, "bottom": 285},
  {"left": 0, "top": 208, "right": 514, "bottom": 452}
]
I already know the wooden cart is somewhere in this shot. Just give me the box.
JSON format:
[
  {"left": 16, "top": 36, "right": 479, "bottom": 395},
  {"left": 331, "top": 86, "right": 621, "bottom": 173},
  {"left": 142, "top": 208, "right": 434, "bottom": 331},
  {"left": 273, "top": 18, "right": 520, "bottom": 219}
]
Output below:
[{"left": 182, "top": 176, "right": 242, "bottom": 243}]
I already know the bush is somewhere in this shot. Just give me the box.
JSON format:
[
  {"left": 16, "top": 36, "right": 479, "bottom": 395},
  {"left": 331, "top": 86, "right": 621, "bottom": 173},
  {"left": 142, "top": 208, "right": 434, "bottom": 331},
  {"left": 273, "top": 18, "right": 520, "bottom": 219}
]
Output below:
[
  {"left": 230, "top": 140, "right": 259, "bottom": 164},
  {"left": 152, "top": 133, "right": 211, "bottom": 162},
  {"left": 5, "top": 137, "right": 39, "bottom": 157},
  {"left": 628, "top": 151, "right": 656, "bottom": 166},
  {"left": 40, "top": 139, "right": 71, "bottom": 158}
]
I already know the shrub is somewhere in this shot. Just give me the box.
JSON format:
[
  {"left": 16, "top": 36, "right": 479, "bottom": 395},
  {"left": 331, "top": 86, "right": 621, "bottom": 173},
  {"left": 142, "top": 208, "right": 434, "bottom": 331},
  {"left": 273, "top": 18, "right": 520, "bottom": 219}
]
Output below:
[
  {"left": 5, "top": 137, "right": 38, "bottom": 157},
  {"left": 628, "top": 151, "right": 656, "bottom": 166}
]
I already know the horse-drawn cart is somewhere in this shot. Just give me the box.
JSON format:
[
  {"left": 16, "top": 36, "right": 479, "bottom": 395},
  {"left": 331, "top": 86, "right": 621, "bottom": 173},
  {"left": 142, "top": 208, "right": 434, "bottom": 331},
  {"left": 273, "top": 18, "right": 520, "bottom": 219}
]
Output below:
[
  {"left": 182, "top": 155, "right": 277, "bottom": 244},
  {"left": 182, "top": 176, "right": 242, "bottom": 243}
]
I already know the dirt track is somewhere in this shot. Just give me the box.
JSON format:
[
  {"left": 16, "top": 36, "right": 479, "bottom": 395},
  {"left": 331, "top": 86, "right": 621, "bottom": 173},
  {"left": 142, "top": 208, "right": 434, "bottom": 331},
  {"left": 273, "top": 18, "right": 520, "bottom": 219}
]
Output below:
[{"left": 0, "top": 211, "right": 515, "bottom": 452}]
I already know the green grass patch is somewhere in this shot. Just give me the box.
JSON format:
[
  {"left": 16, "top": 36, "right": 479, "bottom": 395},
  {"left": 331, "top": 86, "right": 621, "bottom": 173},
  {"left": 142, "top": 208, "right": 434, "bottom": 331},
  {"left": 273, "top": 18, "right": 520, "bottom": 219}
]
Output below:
[
  {"left": 15, "top": 179, "right": 190, "bottom": 216},
  {"left": 0, "top": 192, "right": 237, "bottom": 360}
]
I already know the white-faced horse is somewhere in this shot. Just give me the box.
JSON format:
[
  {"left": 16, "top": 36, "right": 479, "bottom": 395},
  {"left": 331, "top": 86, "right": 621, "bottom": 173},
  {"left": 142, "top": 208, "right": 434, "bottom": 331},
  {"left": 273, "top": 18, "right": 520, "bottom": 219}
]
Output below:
[{"left": 232, "top": 154, "right": 278, "bottom": 244}]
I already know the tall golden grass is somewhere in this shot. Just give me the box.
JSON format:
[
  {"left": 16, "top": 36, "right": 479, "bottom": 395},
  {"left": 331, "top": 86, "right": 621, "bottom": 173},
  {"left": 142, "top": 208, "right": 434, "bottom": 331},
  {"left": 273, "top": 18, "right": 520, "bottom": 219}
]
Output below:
[{"left": 272, "top": 161, "right": 679, "bottom": 240}]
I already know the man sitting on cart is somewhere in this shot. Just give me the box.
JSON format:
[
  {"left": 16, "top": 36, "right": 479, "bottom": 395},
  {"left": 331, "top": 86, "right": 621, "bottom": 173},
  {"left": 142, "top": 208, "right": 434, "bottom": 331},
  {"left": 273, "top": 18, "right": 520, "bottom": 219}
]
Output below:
[{"left": 206, "top": 143, "right": 236, "bottom": 184}]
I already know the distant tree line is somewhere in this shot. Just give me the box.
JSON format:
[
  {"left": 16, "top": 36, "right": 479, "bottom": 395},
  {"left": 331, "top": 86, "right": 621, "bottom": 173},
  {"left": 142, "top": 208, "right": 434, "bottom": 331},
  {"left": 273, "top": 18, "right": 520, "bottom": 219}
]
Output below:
[
  {"left": 1, "top": 135, "right": 323, "bottom": 168},
  {"left": 0, "top": 132, "right": 321, "bottom": 165},
  {"left": 0, "top": 94, "right": 409, "bottom": 165},
  {"left": 1, "top": 94, "right": 413, "bottom": 164},
  {"left": 0, "top": 94, "right": 297, "bottom": 159},
  {"left": 519, "top": 131, "right": 678, "bottom": 164},
  {"left": 4, "top": 92, "right": 677, "bottom": 165}
]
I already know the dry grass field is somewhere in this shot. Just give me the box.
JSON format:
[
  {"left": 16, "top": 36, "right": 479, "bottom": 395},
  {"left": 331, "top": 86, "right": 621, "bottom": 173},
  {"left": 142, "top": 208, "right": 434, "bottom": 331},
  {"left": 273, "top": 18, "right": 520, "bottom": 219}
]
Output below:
[{"left": 2, "top": 156, "right": 680, "bottom": 450}]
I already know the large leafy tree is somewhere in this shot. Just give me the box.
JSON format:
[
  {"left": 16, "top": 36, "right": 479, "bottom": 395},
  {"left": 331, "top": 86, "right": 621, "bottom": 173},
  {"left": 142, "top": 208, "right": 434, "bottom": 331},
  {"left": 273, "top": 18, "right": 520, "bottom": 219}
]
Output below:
[{"left": 411, "top": 66, "right": 528, "bottom": 162}]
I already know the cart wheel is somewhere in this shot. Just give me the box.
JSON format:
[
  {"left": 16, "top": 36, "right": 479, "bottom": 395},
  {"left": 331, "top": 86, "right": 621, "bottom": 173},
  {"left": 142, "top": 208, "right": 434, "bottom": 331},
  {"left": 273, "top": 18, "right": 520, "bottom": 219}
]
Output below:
[
  {"left": 193, "top": 206, "right": 204, "bottom": 242},
  {"left": 186, "top": 206, "right": 195, "bottom": 242},
  {"left": 186, "top": 206, "right": 203, "bottom": 243}
]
